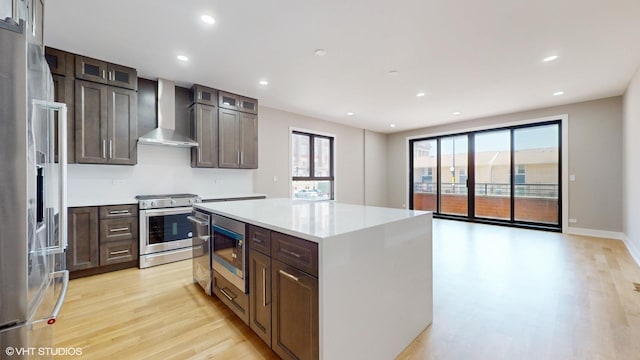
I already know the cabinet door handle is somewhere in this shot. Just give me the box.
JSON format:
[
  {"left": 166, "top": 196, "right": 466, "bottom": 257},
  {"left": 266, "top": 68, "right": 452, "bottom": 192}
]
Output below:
[
  {"left": 110, "top": 249, "right": 129, "bottom": 255},
  {"left": 279, "top": 269, "right": 299, "bottom": 282},
  {"left": 109, "top": 227, "right": 129, "bottom": 233},
  {"left": 102, "top": 139, "right": 106, "bottom": 159},
  {"left": 262, "top": 267, "right": 267, "bottom": 307},
  {"left": 237, "top": 151, "right": 240, "bottom": 164},
  {"left": 109, "top": 210, "right": 130, "bottom": 215},
  {"left": 281, "top": 248, "right": 302, "bottom": 259},
  {"left": 109, "top": 140, "right": 113, "bottom": 159},
  {"left": 252, "top": 236, "right": 263, "bottom": 244},
  {"left": 240, "top": 151, "right": 243, "bottom": 164}
]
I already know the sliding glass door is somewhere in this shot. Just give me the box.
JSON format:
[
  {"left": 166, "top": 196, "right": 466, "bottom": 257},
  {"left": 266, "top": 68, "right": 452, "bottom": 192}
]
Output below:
[{"left": 410, "top": 121, "right": 561, "bottom": 230}]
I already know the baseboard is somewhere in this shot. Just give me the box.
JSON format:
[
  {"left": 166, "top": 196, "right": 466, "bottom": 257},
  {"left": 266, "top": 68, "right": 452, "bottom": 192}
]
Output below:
[
  {"left": 622, "top": 234, "right": 640, "bottom": 267},
  {"left": 563, "top": 227, "right": 624, "bottom": 240}
]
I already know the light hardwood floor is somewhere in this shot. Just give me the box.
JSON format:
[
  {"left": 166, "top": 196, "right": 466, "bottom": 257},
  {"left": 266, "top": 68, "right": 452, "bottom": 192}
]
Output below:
[{"left": 54, "top": 220, "right": 640, "bottom": 359}]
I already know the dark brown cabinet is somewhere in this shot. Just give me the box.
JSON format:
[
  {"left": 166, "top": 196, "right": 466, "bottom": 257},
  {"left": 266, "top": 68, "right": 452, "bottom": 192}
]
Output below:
[
  {"left": 67, "top": 207, "right": 100, "bottom": 272},
  {"left": 75, "top": 55, "right": 137, "bottom": 90},
  {"left": 219, "top": 108, "right": 258, "bottom": 169},
  {"left": 52, "top": 74, "right": 75, "bottom": 163},
  {"left": 246, "top": 224, "right": 318, "bottom": 359},
  {"left": 75, "top": 80, "right": 137, "bottom": 165},
  {"left": 45, "top": 47, "right": 74, "bottom": 77},
  {"left": 67, "top": 204, "right": 138, "bottom": 278},
  {"left": 272, "top": 259, "right": 319, "bottom": 360},
  {"left": 190, "top": 85, "right": 218, "bottom": 107},
  {"left": 250, "top": 249, "right": 272, "bottom": 346},
  {"left": 190, "top": 103, "right": 218, "bottom": 168},
  {"left": 219, "top": 91, "right": 258, "bottom": 115},
  {"left": 212, "top": 270, "right": 250, "bottom": 325}
]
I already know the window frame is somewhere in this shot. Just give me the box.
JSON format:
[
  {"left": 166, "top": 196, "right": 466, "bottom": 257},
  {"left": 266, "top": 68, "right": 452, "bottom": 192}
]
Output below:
[{"left": 291, "top": 130, "right": 335, "bottom": 200}]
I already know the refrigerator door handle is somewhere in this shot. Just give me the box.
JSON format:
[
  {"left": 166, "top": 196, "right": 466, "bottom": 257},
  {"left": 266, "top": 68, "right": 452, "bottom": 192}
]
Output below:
[
  {"left": 32, "top": 100, "right": 68, "bottom": 251},
  {"left": 32, "top": 270, "right": 69, "bottom": 326}
]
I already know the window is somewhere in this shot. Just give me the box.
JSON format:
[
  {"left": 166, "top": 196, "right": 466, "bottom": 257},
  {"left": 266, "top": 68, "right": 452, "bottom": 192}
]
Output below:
[
  {"left": 514, "top": 164, "right": 526, "bottom": 184},
  {"left": 291, "top": 131, "right": 334, "bottom": 200}
]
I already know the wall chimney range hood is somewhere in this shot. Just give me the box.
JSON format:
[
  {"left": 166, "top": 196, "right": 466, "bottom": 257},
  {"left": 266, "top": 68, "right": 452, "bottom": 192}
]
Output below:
[{"left": 138, "top": 78, "right": 198, "bottom": 147}]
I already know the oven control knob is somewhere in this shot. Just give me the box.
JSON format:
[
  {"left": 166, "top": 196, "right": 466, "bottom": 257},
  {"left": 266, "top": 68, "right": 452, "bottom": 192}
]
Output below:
[
  {"left": 171, "top": 199, "right": 176, "bottom": 205},
  {"left": 141, "top": 201, "right": 147, "bottom": 208},
  {"left": 150, "top": 201, "right": 156, "bottom": 207},
  {"left": 188, "top": 199, "right": 193, "bottom": 204}
]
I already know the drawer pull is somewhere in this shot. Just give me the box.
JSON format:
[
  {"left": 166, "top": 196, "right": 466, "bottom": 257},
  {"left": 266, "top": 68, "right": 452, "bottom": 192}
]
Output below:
[
  {"left": 281, "top": 248, "right": 302, "bottom": 258},
  {"left": 110, "top": 249, "right": 129, "bottom": 255},
  {"left": 279, "top": 269, "right": 299, "bottom": 282},
  {"left": 218, "top": 287, "right": 235, "bottom": 301},
  {"left": 253, "top": 236, "right": 263, "bottom": 244},
  {"left": 109, "top": 227, "right": 129, "bottom": 232},
  {"left": 109, "top": 210, "right": 130, "bottom": 215}
]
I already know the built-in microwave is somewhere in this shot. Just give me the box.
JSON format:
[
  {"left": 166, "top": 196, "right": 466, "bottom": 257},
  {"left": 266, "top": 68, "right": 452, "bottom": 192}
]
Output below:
[{"left": 211, "top": 214, "right": 247, "bottom": 293}]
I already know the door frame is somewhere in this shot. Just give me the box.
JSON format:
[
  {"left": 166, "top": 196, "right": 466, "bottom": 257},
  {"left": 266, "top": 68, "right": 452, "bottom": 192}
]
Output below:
[{"left": 407, "top": 114, "right": 569, "bottom": 232}]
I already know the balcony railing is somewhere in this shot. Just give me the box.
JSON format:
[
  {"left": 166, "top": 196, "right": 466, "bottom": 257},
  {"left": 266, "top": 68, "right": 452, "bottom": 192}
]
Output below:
[{"left": 414, "top": 182, "right": 559, "bottom": 198}]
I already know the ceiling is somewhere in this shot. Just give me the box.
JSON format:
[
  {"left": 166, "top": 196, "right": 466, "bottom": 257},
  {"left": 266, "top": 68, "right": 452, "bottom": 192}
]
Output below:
[{"left": 45, "top": 0, "right": 640, "bottom": 133}]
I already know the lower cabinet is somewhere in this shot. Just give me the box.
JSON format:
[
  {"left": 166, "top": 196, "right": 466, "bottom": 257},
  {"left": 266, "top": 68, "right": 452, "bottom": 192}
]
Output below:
[
  {"left": 246, "top": 224, "right": 319, "bottom": 360},
  {"left": 67, "top": 204, "right": 138, "bottom": 278},
  {"left": 212, "top": 270, "right": 249, "bottom": 325},
  {"left": 271, "top": 260, "right": 319, "bottom": 360},
  {"left": 249, "top": 250, "right": 271, "bottom": 346},
  {"left": 67, "top": 207, "right": 99, "bottom": 271}
]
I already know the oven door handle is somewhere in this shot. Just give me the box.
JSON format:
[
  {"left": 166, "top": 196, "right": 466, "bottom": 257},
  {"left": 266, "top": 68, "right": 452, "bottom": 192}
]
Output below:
[
  {"left": 187, "top": 216, "right": 209, "bottom": 227},
  {"left": 213, "top": 225, "right": 243, "bottom": 241},
  {"left": 140, "top": 207, "right": 194, "bottom": 216}
]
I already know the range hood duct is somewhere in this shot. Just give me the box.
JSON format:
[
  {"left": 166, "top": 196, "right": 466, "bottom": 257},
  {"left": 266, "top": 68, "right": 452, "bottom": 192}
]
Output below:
[{"left": 137, "top": 78, "right": 198, "bottom": 147}]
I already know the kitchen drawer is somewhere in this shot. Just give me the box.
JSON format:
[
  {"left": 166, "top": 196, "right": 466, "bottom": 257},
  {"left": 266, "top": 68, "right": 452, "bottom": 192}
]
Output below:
[
  {"left": 100, "top": 217, "right": 137, "bottom": 242},
  {"left": 212, "top": 270, "right": 249, "bottom": 325},
  {"left": 249, "top": 225, "right": 271, "bottom": 255},
  {"left": 100, "top": 239, "right": 137, "bottom": 266},
  {"left": 272, "top": 232, "right": 318, "bottom": 277},
  {"left": 100, "top": 204, "right": 137, "bottom": 219}
]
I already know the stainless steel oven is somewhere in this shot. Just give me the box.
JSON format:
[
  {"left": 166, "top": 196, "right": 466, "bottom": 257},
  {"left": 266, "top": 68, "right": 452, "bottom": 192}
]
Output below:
[
  {"left": 136, "top": 194, "right": 200, "bottom": 268},
  {"left": 212, "top": 214, "right": 247, "bottom": 293}
]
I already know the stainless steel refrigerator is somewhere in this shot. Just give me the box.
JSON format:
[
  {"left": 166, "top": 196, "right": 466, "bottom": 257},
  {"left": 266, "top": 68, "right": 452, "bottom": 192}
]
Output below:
[{"left": 0, "top": 0, "right": 69, "bottom": 357}]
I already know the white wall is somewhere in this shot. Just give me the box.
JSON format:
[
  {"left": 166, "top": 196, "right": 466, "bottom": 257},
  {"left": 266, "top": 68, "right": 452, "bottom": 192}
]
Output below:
[
  {"left": 67, "top": 145, "right": 253, "bottom": 206},
  {"left": 623, "top": 67, "right": 640, "bottom": 264},
  {"left": 364, "top": 130, "right": 388, "bottom": 207},
  {"left": 254, "top": 106, "right": 367, "bottom": 205},
  {"left": 387, "top": 97, "right": 623, "bottom": 236}
]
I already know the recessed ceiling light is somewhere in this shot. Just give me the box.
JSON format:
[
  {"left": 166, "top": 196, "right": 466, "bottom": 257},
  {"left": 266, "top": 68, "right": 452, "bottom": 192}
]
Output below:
[
  {"left": 259, "top": 80, "right": 269, "bottom": 85},
  {"left": 543, "top": 55, "right": 559, "bottom": 62},
  {"left": 177, "top": 55, "right": 189, "bottom": 62},
  {"left": 453, "top": 111, "right": 461, "bottom": 116},
  {"left": 553, "top": 91, "right": 564, "bottom": 96},
  {"left": 388, "top": 70, "right": 399, "bottom": 75},
  {"left": 346, "top": 112, "right": 354, "bottom": 116},
  {"left": 416, "top": 92, "right": 425, "bottom": 97},
  {"left": 201, "top": 15, "right": 215, "bottom": 24},
  {"left": 390, "top": 124, "right": 396, "bottom": 128},
  {"left": 314, "top": 49, "right": 327, "bottom": 56}
]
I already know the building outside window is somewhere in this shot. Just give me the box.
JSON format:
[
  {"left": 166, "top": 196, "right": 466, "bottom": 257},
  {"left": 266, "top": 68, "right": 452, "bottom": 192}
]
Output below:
[{"left": 291, "top": 131, "right": 334, "bottom": 200}]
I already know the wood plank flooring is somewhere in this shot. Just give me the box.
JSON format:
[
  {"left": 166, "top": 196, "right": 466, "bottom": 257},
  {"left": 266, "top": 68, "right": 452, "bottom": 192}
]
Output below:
[{"left": 54, "top": 220, "right": 640, "bottom": 359}]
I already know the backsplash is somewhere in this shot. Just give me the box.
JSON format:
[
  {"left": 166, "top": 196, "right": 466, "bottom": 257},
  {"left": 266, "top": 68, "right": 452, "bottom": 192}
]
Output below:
[{"left": 67, "top": 145, "right": 254, "bottom": 206}]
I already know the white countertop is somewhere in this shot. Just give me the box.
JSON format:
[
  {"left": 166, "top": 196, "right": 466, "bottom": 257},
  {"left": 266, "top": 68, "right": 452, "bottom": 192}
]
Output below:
[
  {"left": 67, "top": 193, "right": 266, "bottom": 207},
  {"left": 194, "top": 198, "right": 429, "bottom": 242}
]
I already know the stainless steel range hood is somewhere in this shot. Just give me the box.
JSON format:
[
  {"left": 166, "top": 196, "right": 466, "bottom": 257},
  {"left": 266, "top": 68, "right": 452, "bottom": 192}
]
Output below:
[{"left": 138, "top": 78, "right": 198, "bottom": 147}]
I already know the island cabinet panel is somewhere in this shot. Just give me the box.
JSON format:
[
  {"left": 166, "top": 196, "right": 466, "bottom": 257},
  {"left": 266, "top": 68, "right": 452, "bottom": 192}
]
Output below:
[
  {"left": 272, "top": 232, "right": 318, "bottom": 277},
  {"left": 213, "top": 270, "right": 249, "bottom": 325},
  {"left": 67, "top": 207, "right": 100, "bottom": 271},
  {"left": 272, "top": 259, "right": 319, "bottom": 360},
  {"left": 249, "top": 250, "right": 271, "bottom": 346}
]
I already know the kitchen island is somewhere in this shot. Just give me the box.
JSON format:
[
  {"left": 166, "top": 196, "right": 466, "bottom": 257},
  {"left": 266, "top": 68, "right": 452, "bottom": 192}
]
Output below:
[{"left": 194, "top": 198, "right": 432, "bottom": 360}]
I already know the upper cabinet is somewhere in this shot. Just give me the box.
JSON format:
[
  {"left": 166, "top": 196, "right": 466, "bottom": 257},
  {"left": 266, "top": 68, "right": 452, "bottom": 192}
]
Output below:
[
  {"left": 76, "top": 55, "right": 138, "bottom": 90},
  {"left": 219, "top": 91, "right": 258, "bottom": 115},
  {"left": 45, "top": 47, "right": 74, "bottom": 77},
  {"left": 218, "top": 91, "right": 259, "bottom": 169},
  {"left": 190, "top": 103, "right": 218, "bottom": 168},
  {"left": 190, "top": 85, "right": 218, "bottom": 107},
  {"left": 75, "top": 80, "right": 137, "bottom": 165}
]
